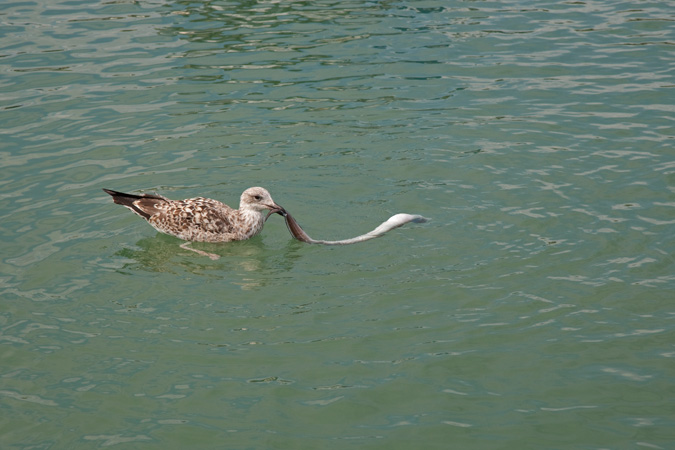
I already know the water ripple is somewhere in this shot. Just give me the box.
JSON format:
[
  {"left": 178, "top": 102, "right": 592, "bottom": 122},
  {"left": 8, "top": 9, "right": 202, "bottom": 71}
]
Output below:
[{"left": 1, "top": 1, "right": 674, "bottom": 448}]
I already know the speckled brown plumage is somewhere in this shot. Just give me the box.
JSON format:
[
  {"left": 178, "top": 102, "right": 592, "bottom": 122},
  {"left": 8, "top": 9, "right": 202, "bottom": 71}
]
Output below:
[{"left": 103, "top": 187, "right": 282, "bottom": 243}]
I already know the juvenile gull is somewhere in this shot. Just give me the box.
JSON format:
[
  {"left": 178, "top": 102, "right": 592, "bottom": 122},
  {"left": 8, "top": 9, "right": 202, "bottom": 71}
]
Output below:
[{"left": 103, "top": 187, "right": 282, "bottom": 258}]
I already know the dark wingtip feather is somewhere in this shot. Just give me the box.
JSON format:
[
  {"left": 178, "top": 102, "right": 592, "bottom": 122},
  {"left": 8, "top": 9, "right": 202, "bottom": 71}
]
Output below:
[
  {"left": 103, "top": 188, "right": 138, "bottom": 198},
  {"left": 103, "top": 188, "right": 153, "bottom": 219}
]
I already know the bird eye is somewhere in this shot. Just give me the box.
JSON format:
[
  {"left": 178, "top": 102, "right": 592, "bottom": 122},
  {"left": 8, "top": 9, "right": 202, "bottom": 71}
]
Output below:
[{"left": 254, "top": 195, "right": 262, "bottom": 201}]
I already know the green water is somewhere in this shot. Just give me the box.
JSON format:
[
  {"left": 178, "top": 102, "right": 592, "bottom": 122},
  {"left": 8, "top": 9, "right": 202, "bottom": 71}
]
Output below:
[{"left": 1, "top": 1, "right": 674, "bottom": 448}]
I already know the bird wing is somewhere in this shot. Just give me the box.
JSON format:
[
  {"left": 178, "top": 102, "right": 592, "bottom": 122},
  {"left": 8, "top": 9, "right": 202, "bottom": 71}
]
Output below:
[
  {"left": 103, "top": 189, "right": 170, "bottom": 220},
  {"left": 131, "top": 195, "right": 170, "bottom": 219},
  {"left": 148, "top": 197, "right": 239, "bottom": 238}
]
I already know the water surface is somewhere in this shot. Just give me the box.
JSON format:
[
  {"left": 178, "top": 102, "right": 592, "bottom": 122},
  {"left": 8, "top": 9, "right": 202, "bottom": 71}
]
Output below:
[{"left": 1, "top": 1, "right": 674, "bottom": 448}]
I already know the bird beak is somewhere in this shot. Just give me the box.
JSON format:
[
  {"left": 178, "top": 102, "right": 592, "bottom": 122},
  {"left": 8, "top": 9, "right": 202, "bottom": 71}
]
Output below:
[{"left": 265, "top": 204, "right": 286, "bottom": 221}]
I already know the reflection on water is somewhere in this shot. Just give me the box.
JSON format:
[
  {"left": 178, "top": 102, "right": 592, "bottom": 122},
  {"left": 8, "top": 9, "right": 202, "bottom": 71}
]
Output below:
[{"left": 114, "top": 232, "right": 305, "bottom": 288}]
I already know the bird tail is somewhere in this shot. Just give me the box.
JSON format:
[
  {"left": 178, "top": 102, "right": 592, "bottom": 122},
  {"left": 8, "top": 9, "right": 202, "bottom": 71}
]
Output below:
[{"left": 103, "top": 188, "right": 165, "bottom": 219}]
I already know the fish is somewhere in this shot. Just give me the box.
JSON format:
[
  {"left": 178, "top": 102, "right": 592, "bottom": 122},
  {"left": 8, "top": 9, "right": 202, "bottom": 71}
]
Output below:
[{"left": 268, "top": 208, "right": 427, "bottom": 245}]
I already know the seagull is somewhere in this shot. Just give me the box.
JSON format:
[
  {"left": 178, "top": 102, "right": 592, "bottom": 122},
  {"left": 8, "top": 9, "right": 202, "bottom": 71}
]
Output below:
[{"left": 103, "top": 187, "right": 283, "bottom": 259}]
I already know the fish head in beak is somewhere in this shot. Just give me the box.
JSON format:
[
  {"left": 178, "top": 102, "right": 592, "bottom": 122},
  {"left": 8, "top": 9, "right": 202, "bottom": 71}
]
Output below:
[{"left": 265, "top": 204, "right": 287, "bottom": 221}]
